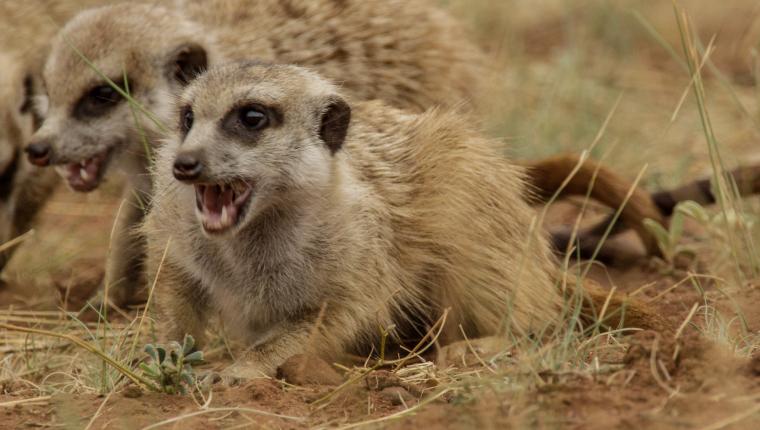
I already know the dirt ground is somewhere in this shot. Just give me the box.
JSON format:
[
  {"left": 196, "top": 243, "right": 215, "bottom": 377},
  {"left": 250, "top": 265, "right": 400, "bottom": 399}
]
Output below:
[{"left": 3, "top": 0, "right": 760, "bottom": 428}]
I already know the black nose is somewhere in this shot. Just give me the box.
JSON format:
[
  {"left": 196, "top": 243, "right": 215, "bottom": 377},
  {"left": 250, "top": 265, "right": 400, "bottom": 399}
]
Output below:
[
  {"left": 25, "top": 141, "right": 51, "bottom": 167},
  {"left": 173, "top": 153, "right": 203, "bottom": 181}
]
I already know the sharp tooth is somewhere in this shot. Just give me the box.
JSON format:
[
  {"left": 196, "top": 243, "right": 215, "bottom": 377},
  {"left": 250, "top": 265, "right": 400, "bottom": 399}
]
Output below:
[
  {"left": 221, "top": 205, "right": 229, "bottom": 225},
  {"left": 80, "top": 160, "right": 87, "bottom": 168},
  {"left": 80, "top": 168, "right": 90, "bottom": 181}
]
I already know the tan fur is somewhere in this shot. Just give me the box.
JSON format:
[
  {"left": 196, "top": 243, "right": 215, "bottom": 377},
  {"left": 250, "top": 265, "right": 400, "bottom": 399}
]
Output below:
[
  {"left": 177, "top": 0, "right": 486, "bottom": 111},
  {"left": 144, "top": 64, "right": 660, "bottom": 378}
]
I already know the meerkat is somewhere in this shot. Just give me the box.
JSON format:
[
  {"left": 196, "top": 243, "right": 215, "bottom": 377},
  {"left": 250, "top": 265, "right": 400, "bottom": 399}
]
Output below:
[
  {"left": 144, "top": 62, "right": 660, "bottom": 378},
  {"left": 26, "top": 1, "right": 669, "bottom": 307},
  {"left": 0, "top": 0, "right": 114, "bottom": 272}
]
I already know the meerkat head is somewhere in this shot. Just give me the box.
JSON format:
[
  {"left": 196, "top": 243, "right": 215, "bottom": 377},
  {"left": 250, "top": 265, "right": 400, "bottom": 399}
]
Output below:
[
  {"left": 162, "top": 62, "right": 351, "bottom": 236},
  {"left": 25, "top": 4, "right": 210, "bottom": 192}
]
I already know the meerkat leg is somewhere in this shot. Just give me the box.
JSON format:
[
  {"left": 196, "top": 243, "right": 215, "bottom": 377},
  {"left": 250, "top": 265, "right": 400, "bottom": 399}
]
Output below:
[
  {"left": 222, "top": 320, "right": 320, "bottom": 379},
  {"left": 222, "top": 308, "right": 355, "bottom": 379},
  {"left": 103, "top": 188, "right": 148, "bottom": 307},
  {"left": 152, "top": 259, "right": 210, "bottom": 347}
]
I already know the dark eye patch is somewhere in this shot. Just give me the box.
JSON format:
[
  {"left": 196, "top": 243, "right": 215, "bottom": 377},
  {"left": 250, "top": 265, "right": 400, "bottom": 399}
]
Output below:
[
  {"left": 73, "top": 79, "right": 128, "bottom": 120},
  {"left": 220, "top": 102, "right": 281, "bottom": 142}
]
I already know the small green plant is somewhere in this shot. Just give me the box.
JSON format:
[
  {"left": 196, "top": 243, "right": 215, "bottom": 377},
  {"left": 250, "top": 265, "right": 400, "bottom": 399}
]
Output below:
[
  {"left": 645, "top": 199, "right": 759, "bottom": 270},
  {"left": 140, "top": 335, "right": 204, "bottom": 394},
  {"left": 643, "top": 200, "right": 699, "bottom": 265}
]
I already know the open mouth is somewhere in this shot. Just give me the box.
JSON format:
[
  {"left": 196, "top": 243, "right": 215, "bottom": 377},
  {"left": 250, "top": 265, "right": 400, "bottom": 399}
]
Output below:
[
  {"left": 55, "top": 150, "right": 109, "bottom": 192},
  {"left": 194, "top": 180, "right": 254, "bottom": 234}
]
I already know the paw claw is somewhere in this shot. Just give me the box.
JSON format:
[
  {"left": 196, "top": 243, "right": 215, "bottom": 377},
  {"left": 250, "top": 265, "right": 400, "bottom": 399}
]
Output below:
[{"left": 200, "top": 371, "right": 242, "bottom": 388}]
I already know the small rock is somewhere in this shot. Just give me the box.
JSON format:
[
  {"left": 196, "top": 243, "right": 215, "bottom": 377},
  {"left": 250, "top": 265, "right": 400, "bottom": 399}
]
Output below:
[{"left": 277, "top": 354, "right": 343, "bottom": 386}]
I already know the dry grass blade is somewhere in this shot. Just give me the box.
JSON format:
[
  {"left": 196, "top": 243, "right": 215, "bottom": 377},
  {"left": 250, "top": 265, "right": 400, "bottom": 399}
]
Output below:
[
  {"left": 0, "top": 396, "right": 51, "bottom": 408},
  {"left": 674, "top": 302, "right": 699, "bottom": 340},
  {"left": 84, "top": 389, "right": 115, "bottom": 430},
  {"left": 0, "top": 230, "right": 35, "bottom": 254},
  {"left": 0, "top": 322, "right": 154, "bottom": 390}
]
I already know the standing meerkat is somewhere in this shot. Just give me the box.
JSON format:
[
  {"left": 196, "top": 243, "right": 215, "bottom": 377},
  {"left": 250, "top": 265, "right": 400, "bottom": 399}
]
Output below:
[
  {"left": 27, "top": 1, "right": 664, "bottom": 306},
  {"left": 145, "top": 63, "right": 658, "bottom": 378}
]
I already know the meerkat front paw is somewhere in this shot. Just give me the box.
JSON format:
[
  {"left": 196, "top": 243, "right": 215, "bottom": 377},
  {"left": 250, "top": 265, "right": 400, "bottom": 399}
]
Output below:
[
  {"left": 198, "top": 363, "right": 270, "bottom": 389},
  {"left": 198, "top": 370, "right": 242, "bottom": 388},
  {"left": 221, "top": 362, "right": 273, "bottom": 381}
]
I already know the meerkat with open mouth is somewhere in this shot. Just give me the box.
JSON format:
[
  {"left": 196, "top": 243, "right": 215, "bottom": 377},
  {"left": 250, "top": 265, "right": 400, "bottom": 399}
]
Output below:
[{"left": 145, "top": 63, "right": 659, "bottom": 378}]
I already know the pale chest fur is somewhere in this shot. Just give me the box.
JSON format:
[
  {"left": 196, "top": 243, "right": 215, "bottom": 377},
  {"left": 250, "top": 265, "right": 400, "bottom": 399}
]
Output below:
[{"left": 166, "top": 204, "right": 333, "bottom": 340}]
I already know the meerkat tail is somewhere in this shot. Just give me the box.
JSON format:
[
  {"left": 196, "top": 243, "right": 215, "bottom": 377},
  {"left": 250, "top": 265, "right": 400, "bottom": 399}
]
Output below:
[
  {"left": 558, "top": 163, "right": 760, "bottom": 261},
  {"left": 651, "top": 164, "right": 760, "bottom": 215},
  {"left": 521, "top": 154, "right": 666, "bottom": 257}
]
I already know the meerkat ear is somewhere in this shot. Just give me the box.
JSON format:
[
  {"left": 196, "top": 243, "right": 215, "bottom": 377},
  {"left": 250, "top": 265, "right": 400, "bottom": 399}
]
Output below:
[
  {"left": 319, "top": 97, "right": 351, "bottom": 154},
  {"left": 168, "top": 43, "right": 208, "bottom": 86}
]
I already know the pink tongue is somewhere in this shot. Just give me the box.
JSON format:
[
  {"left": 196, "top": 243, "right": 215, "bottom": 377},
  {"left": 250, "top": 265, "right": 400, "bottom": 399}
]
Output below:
[{"left": 202, "top": 185, "right": 234, "bottom": 214}]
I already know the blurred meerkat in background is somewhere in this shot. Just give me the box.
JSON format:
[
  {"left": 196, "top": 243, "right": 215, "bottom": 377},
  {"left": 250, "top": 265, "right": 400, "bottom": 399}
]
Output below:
[{"left": 0, "top": 1, "right": 115, "bottom": 272}]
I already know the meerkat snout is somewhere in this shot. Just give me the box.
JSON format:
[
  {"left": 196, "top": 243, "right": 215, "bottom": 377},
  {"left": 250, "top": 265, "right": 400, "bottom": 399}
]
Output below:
[
  {"left": 172, "top": 152, "right": 203, "bottom": 182},
  {"left": 24, "top": 140, "right": 52, "bottom": 167}
]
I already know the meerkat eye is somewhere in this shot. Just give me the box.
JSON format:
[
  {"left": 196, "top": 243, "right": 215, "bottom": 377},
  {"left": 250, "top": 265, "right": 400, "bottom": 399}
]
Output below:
[
  {"left": 89, "top": 85, "right": 119, "bottom": 105},
  {"left": 238, "top": 106, "right": 268, "bottom": 130},
  {"left": 75, "top": 83, "right": 124, "bottom": 119},
  {"left": 181, "top": 107, "right": 194, "bottom": 133}
]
